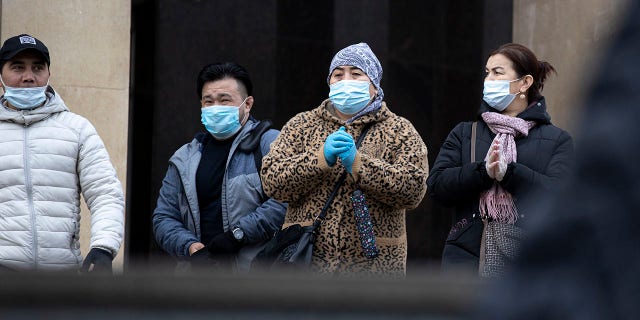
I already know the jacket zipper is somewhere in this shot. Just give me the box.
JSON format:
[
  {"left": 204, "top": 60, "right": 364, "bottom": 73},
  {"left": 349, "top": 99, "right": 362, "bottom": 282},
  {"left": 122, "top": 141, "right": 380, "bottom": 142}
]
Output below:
[{"left": 23, "top": 125, "right": 38, "bottom": 268}]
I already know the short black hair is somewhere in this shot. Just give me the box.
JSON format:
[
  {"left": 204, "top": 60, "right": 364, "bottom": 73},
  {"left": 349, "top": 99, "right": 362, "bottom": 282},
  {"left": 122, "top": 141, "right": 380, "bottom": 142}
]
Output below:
[{"left": 196, "top": 62, "right": 253, "bottom": 100}]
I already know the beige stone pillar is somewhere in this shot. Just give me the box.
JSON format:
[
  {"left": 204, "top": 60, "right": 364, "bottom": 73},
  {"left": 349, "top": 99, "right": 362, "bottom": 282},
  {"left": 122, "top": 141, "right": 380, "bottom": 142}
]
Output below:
[
  {"left": 1, "top": 0, "right": 131, "bottom": 271},
  {"left": 513, "top": 0, "right": 630, "bottom": 133}
]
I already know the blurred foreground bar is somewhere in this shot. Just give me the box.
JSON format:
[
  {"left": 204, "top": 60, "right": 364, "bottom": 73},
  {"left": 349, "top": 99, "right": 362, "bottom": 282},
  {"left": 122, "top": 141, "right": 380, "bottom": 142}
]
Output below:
[{"left": 0, "top": 267, "right": 482, "bottom": 319}]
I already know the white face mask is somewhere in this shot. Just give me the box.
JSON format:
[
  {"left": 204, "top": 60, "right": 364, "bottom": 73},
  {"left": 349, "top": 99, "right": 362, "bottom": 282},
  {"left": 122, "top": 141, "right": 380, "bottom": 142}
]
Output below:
[
  {"left": 483, "top": 78, "right": 521, "bottom": 111},
  {"left": 1, "top": 77, "right": 48, "bottom": 110}
]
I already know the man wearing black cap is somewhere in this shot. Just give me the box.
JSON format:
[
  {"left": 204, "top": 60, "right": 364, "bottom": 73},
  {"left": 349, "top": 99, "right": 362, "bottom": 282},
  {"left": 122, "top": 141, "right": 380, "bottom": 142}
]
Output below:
[{"left": 0, "top": 34, "right": 124, "bottom": 273}]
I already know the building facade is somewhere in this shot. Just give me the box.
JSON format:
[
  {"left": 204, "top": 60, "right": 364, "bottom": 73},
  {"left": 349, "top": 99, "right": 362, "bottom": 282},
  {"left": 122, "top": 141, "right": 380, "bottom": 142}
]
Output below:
[{"left": 0, "top": 0, "right": 628, "bottom": 271}]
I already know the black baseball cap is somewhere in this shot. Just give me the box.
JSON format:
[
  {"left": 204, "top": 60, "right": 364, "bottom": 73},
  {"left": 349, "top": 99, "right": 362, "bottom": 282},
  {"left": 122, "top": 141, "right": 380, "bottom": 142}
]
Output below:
[{"left": 0, "top": 34, "right": 50, "bottom": 67}]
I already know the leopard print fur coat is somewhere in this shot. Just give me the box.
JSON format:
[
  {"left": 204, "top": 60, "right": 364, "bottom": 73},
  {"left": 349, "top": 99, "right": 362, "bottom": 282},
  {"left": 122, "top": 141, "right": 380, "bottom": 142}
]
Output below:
[{"left": 261, "top": 100, "right": 429, "bottom": 277}]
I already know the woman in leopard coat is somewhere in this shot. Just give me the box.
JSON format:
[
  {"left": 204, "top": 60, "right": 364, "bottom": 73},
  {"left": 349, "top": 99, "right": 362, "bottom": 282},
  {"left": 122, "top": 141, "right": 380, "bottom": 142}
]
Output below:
[{"left": 261, "top": 43, "right": 429, "bottom": 277}]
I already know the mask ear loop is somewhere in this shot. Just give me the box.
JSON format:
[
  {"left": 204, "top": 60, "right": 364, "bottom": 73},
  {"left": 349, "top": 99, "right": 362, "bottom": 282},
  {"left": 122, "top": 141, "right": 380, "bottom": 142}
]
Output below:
[{"left": 239, "top": 96, "right": 250, "bottom": 125}]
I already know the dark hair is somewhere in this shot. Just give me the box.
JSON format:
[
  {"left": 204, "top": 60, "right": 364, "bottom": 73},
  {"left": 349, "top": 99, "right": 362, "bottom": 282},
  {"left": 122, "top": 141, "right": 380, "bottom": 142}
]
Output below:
[
  {"left": 491, "top": 43, "right": 556, "bottom": 104},
  {"left": 196, "top": 62, "right": 253, "bottom": 100}
]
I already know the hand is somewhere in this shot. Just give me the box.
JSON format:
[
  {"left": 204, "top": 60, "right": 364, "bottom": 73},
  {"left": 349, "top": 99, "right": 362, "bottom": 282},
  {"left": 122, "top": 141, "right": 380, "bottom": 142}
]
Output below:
[
  {"left": 323, "top": 127, "right": 355, "bottom": 166},
  {"left": 336, "top": 127, "right": 357, "bottom": 173},
  {"left": 190, "top": 247, "right": 211, "bottom": 262},
  {"left": 80, "top": 248, "right": 113, "bottom": 274},
  {"left": 484, "top": 141, "right": 508, "bottom": 181},
  {"left": 207, "top": 230, "right": 242, "bottom": 254},
  {"left": 484, "top": 142, "right": 498, "bottom": 179},
  {"left": 189, "top": 242, "right": 205, "bottom": 256}
]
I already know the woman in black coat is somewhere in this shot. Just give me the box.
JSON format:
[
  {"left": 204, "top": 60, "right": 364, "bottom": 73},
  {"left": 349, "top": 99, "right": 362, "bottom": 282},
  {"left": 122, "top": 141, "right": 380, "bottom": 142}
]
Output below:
[{"left": 427, "top": 43, "right": 574, "bottom": 274}]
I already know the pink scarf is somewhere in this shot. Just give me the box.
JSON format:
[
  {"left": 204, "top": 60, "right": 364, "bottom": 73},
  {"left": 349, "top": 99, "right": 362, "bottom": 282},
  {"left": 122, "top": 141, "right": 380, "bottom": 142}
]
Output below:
[{"left": 479, "top": 112, "right": 536, "bottom": 224}]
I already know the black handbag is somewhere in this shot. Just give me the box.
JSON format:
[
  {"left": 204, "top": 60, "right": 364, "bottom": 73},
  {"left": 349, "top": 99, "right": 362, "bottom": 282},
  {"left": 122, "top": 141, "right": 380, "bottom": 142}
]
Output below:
[
  {"left": 254, "top": 123, "right": 373, "bottom": 270},
  {"left": 471, "top": 121, "right": 525, "bottom": 278}
]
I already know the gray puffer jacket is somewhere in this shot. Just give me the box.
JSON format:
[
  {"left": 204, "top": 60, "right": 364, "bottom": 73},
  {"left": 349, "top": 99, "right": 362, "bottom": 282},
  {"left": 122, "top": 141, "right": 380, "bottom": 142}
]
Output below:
[
  {"left": 0, "top": 87, "right": 125, "bottom": 271},
  {"left": 152, "top": 119, "right": 287, "bottom": 273}
]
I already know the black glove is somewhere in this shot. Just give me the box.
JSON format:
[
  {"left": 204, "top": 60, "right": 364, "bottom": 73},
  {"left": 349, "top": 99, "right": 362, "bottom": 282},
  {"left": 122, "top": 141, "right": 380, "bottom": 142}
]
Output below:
[
  {"left": 190, "top": 246, "right": 232, "bottom": 270},
  {"left": 80, "top": 248, "right": 113, "bottom": 274},
  {"left": 207, "top": 230, "right": 242, "bottom": 254},
  {"left": 190, "top": 247, "right": 214, "bottom": 265}
]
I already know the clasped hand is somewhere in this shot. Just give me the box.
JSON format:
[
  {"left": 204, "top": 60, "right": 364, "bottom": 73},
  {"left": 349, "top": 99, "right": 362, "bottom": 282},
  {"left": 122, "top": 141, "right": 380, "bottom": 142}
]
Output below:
[
  {"left": 189, "top": 231, "right": 242, "bottom": 268},
  {"left": 323, "top": 127, "right": 357, "bottom": 173},
  {"left": 485, "top": 140, "right": 507, "bottom": 181}
]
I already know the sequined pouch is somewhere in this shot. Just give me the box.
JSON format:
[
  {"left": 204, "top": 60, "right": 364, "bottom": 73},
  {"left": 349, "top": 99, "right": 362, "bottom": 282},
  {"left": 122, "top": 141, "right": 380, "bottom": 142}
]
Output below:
[{"left": 351, "top": 189, "right": 379, "bottom": 259}]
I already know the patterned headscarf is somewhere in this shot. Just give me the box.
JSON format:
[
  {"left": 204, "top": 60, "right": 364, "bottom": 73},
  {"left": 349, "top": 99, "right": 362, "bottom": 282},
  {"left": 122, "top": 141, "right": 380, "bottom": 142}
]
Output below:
[{"left": 327, "top": 43, "right": 384, "bottom": 123}]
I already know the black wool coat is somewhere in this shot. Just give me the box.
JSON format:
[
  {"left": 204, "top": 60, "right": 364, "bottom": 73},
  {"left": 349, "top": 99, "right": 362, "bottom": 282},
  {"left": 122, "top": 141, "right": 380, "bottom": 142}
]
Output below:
[{"left": 427, "top": 97, "right": 574, "bottom": 272}]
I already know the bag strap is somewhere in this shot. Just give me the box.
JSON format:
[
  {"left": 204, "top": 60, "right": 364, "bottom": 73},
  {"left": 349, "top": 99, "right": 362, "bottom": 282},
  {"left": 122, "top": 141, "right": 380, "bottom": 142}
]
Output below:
[
  {"left": 474, "top": 120, "right": 487, "bottom": 274},
  {"left": 313, "top": 122, "right": 374, "bottom": 228},
  {"left": 471, "top": 121, "right": 477, "bottom": 163}
]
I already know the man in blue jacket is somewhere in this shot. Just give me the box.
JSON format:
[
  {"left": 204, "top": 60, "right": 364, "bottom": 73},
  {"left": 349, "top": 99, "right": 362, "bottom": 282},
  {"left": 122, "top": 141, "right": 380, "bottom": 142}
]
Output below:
[{"left": 152, "top": 62, "right": 286, "bottom": 273}]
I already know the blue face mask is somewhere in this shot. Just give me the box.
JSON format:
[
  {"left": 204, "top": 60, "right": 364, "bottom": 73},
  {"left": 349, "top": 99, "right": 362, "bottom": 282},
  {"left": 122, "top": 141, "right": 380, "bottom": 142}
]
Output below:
[
  {"left": 329, "top": 80, "right": 372, "bottom": 115},
  {"left": 200, "top": 98, "right": 248, "bottom": 140},
  {"left": 1, "top": 79, "right": 48, "bottom": 110},
  {"left": 482, "top": 78, "right": 521, "bottom": 111}
]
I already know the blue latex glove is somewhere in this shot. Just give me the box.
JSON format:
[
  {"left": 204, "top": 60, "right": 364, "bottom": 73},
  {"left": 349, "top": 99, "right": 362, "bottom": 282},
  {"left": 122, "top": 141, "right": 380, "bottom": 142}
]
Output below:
[
  {"left": 336, "top": 127, "right": 357, "bottom": 173},
  {"left": 324, "top": 127, "right": 354, "bottom": 166}
]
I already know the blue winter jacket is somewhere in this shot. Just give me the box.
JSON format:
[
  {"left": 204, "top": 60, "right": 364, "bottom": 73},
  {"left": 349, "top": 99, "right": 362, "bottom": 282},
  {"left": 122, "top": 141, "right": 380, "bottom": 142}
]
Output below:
[{"left": 152, "top": 119, "right": 287, "bottom": 272}]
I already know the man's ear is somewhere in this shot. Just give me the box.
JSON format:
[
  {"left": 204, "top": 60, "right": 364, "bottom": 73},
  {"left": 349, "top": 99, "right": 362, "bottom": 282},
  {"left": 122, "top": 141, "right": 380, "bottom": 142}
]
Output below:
[{"left": 244, "top": 96, "right": 254, "bottom": 112}]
